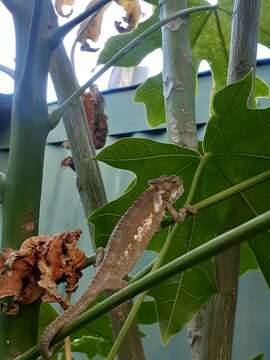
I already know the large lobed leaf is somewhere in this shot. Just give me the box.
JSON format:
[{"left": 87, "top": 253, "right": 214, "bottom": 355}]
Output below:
[
  {"left": 98, "top": 0, "right": 270, "bottom": 127},
  {"left": 90, "top": 74, "right": 270, "bottom": 342}
]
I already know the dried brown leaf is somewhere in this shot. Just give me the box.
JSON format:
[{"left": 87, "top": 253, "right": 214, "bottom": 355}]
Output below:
[
  {"left": 77, "top": 0, "right": 111, "bottom": 52},
  {"left": 0, "top": 230, "right": 86, "bottom": 315},
  {"left": 61, "top": 156, "right": 75, "bottom": 171},
  {"left": 81, "top": 85, "right": 108, "bottom": 149},
  {"left": 114, "top": 0, "right": 141, "bottom": 33}
]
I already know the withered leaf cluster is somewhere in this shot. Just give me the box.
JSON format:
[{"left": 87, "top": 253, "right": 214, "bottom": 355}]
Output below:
[
  {"left": 82, "top": 85, "right": 108, "bottom": 150},
  {"left": 61, "top": 85, "right": 108, "bottom": 171},
  {"left": 0, "top": 230, "right": 86, "bottom": 315},
  {"left": 55, "top": 0, "right": 141, "bottom": 51}
]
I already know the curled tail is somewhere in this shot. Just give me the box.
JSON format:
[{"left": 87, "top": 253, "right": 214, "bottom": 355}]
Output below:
[{"left": 39, "top": 280, "right": 102, "bottom": 359}]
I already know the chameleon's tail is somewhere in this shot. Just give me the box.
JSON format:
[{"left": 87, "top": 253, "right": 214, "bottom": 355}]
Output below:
[{"left": 39, "top": 280, "right": 102, "bottom": 359}]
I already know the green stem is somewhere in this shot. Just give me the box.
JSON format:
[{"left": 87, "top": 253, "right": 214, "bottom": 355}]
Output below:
[
  {"left": 50, "top": 0, "right": 112, "bottom": 49},
  {"left": 161, "top": 168, "right": 270, "bottom": 228},
  {"left": 185, "top": 154, "right": 208, "bottom": 205},
  {"left": 0, "top": 64, "right": 15, "bottom": 79},
  {"left": 49, "top": 4, "right": 216, "bottom": 125},
  {"left": 16, "top": 209, "right": 270, "bottom": 360},
  {"left": 0, "top": 1, "right": 52, "bottom": 358},
  {"left": 130, "top": 259, "right": 155, "bottom": 283},
  {"left": 0, "top": 172, "right": 5, "bottom": 198},
  {"left": 160, "top": 0, "right": 197, "bottom": 150}
]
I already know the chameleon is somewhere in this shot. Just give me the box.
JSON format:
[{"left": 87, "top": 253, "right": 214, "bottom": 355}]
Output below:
[{"left": 39, "top": 175, "right": 194, "bottom": 359}]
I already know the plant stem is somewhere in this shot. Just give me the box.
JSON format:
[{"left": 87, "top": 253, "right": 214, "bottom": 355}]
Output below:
[
  {"left": 16, "top": 209, "right": 270, "bottom": 360},
  {"left": 204, "top": 1, "right": 262, "bottom": 359},
  {"left": 159, "top": 0, "right": 197, "bottom": 150},
  {"left": 0, "top": 1, "right": 52, "bottom": 358},
  {"left": 49, "top": 42, "right": 107, "bottom": 240},
  {"left": 0, "top": 172, "right": 5, "bottom": 199},
  {"left": 0, "top": 64, "right": 15, "bottom": 79},
  {"left": 50, "top": 5, "right": 216, "bottom": 124}
]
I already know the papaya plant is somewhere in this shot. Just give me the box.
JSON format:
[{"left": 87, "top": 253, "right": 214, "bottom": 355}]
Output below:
[{"left": 1, "top": 1, "right": 270, "bottom": 360}]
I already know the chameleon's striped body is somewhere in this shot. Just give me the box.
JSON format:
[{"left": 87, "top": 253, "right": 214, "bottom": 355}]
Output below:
[{"left": 39, "top": 175, "right": 184, "bottom": 359}]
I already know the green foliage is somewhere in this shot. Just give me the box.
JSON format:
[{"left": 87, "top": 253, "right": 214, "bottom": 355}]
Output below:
[
  {"left": 90, "top": 74, "right": 270, "bottom": 342},
  {"left": 252, "top": 354, "right": 264, "bottom": 360},
  {"left": 98, "top": 0, "right": 270, "bottom": 127},
  {"left": 98, "top": 8, "right": 161, "bottom": 67},
  {"left": 135, "top": 73, "right": 269, "bottom": 127}
]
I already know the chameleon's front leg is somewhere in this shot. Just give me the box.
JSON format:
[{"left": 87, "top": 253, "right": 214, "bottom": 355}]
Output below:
[{"left": 166, "top": 203, "right": 197, "bottom": 224}]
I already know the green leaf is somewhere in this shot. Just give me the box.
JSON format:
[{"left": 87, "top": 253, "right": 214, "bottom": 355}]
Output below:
[
  {"left": 251, "top": 354, "right": 264, "bottom": 360},
  {"left": 98, "top": 8, "right": 160, "bottom": 67},
  {"left": 135, "top": 73, "right": 269, "bottom": 128},
  {"left": 90, "top": 73, "right": 270, "bottom": 342},
  {"left": 70, "top": 335, "right": 111, "bottom": 359},
  {"left": 98, "top": 0, "right": 229, "bottom": 88},
  {"left": 138, "top": 300, "right": 157, "bottom": 324},
  {"left": 254, "top": 76, "right": 270, "bottom": 99},
  {"left": 99, "top": 0, "right": 270, "bottom": 127},
  {"left": 239, "top": 241, "right": 259, "bottom": 275},
  {"left": 134, "top": 73, "right": 165, "bottom": 127}
]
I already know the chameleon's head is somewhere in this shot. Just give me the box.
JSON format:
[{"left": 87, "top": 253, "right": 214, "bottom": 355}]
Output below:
[{"left": 148, "top": 175, "right": 184, "bottom": 203}]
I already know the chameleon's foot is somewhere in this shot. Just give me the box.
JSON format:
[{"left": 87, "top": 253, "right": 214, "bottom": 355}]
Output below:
[
  {"left": 176, "top": 205, "right": 197, "bottom": 223},
  {"left": 95, "top": 247, "right": 105, "bottom": 267},
  {"left": 166, "top": 203, "right": 197, "bottom": 224},
  {"left": 185, "top": 205, "right": 197, "bottom": 216}
]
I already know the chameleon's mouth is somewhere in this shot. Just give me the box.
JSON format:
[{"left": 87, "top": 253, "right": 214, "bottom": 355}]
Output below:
[{"left": 178, "top": 185, "right": 184, "bottom": 198}]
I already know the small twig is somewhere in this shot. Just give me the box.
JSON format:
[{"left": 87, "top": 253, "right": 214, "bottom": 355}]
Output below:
[
  {"left": 82, "top": 253, "right": 96, "bottom": 269},
  {"left": 64, "top": 294, "right": 72, "bottom": 360},
  {"left": 49, "top": 0, "right": 112, "bottom": 49},
  {"left": 49, "top": 5, "right": 216, "bottom": 125},
  {"left": 0, "top": 64, "right": 15, "bottom": 79}
]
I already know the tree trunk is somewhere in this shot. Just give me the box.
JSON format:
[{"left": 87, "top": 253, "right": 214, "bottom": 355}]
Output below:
[{"left": 198, "top": 1, "right": 261, "bottom": 359}]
